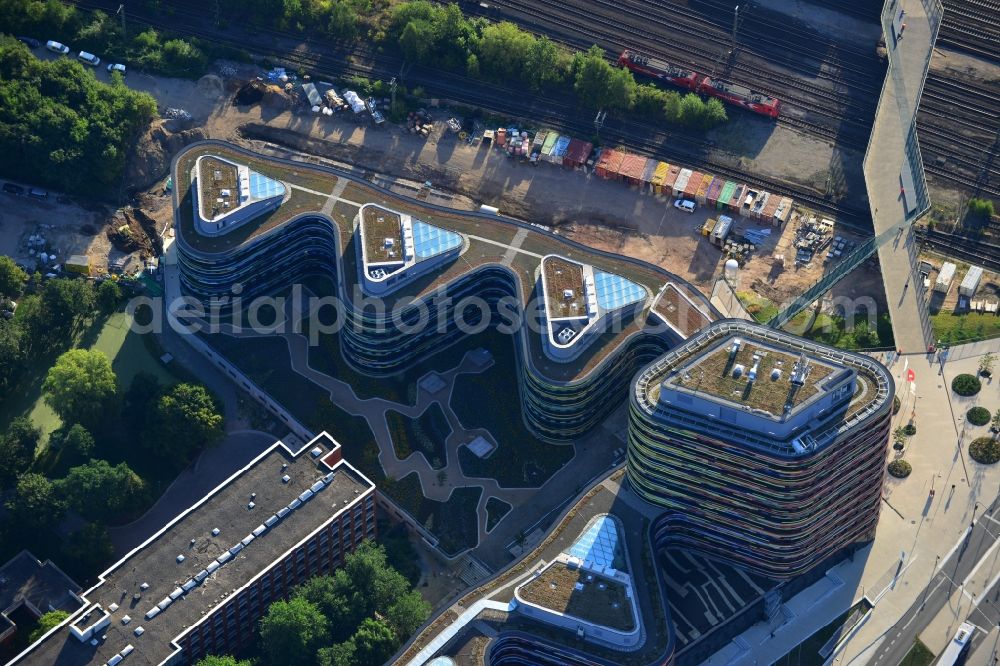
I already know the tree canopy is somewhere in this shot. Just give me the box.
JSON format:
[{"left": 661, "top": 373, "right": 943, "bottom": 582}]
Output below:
[
  {"left": 6, "top": 473, "right": 66, "bottom": 530},
  {"left": 59, "top": 459, "right": 146, "bottom": 522},
  {"left": 42, "top": 349, "right": 118, "bottom": 430},
  {"left": 193, "top": 656, "right": 251, "bottom": 666},
  {"left": 258, "top": 596, "right": 330, "bottom": 666},
  {"left": 29, "top": 610, "right": 69, "bottom": 643},
  {"left": 144, "top": 383, "right": 224, "bottom": 465},
  {"left": 49, "top": 423, "right": 96, "bottom": 457},
  {"left": 0, "top": 416, "right": 41, "bottom": 489},
  {"left": 259, "top": 541, "right": 430, "bottom": 664},
  {"left": 0, "top": 36, "right": 157, "bottom": 195},
  {"left": 0, "top": 256, "right": 27, "bottom": 298}
]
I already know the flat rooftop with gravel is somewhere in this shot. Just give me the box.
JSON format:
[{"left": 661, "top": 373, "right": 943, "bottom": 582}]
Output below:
[{"left": 11, "top": 434, "right": 373, "bottom": 666}]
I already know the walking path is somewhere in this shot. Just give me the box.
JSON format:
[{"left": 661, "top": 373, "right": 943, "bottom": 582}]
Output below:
[
  {"left": 866, "top": 0, "right": 940, "bottom": 352},
  {"left": 214, "top": 294, "right": 544, "bottom": 547}
]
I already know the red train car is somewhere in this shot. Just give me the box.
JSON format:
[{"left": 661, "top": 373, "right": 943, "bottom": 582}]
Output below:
[
  {"left": 618, "top": 49, "right": 781, "bottom": 120},
  {"left": 618, "top": 50, "right": 700, "bottom": 91},
  {"left": 697, "top": 76, "right": 781, "bottom": 119}
]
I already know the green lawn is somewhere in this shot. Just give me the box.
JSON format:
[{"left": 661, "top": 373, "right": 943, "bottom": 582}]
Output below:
[
  {"left": 381, "top": 473, "right": 482, "bottom": 556},
  {"left": 386, "top": 404, "right": 451, "bottom": 469},
  {"left": 450, "top": 330, "right": 573, "bottom": 487},
  {"left": 485, "top": 497, "right": 512, "bottom": 532},
  {"left": 1, "top": 311, "right": 180, "bottom": 454},
  {"left": 933, "top": 310, "right": 1000, "bottom": 345},
  {"left": 899, "top": 640, "right": 935, "bottom": 666}
]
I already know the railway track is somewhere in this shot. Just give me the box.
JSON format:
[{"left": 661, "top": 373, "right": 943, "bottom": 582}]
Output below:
[
  {"left": 466, "top": 0, "right": 879, "bottom": 146},
  {"left": 62, "top": 0, "right": 872, "bottom": 227},
  {"left": 939, "top": 0, "right": 1000, "bottom": 62},
  {"left": 917, "top": 228, "right": 1000, "bottom": 272}
]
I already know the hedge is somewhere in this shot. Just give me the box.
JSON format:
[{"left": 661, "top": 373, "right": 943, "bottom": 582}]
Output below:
[
  {"left": 888, "top": 459, "right": 912, "bottom": 478},
  {"left": 970, "top": 437, "right": 1000, "bottom": 465},
  {"left": 968, "top": 406, "right": 991, "bottom": 426},
  {"left": 952, "top": 374, "right": 982, "bottom": 397}
]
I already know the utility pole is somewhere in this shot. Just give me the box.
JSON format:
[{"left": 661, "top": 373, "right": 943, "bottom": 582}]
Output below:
[
  {"left": 117, "top": 4, "right": 126, "bottom": 42},
  {"left": 594, "top": 109, "right": 607, "bottom": 139},
  {"left": 732, "top": 5, "right": 740, "bottom": 51}
]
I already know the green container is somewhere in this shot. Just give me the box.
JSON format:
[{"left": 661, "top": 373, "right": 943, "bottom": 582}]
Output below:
[{"left": 718, "top": 181, "right": 737, "bottom": 210}]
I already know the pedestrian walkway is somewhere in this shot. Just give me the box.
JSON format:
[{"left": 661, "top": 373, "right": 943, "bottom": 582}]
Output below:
[{"left": 866, "top": 0, "right": 942, "bottom": 353}]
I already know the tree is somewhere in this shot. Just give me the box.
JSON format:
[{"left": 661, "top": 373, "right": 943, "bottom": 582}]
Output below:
[
  {"left": 144, "top": 383, "right": 224, "bottom": 464},
  {"left": 25, "top": 279, "right": 96, "bottom": 350},
  {"left": 49, "top": 423, "right": 95, "bottom": 457},
  {"left": 952, "top": 373, "right": 982, "bottom": 397},
  {"left": 97, "top": 279, "right": 122, "bottom": 314},
  {"left": 0, "top": 317, "right": 25, "bottom": 396},
  {"left": 60, "top": 459, "right": 146, "bottom": 521},
  {"left": 0, "top": 416, "right": 41, "bottom": 488},
  {"left": 42, "top": 349, "right": 118, "bottom": 430},
  {"left": 386, "top": 589, "right": 431, "bottom": 639},
  {"left": 992, "top": 408, "right": 1000, "bottom": 436},
  {"left": 193, "top": 657, "right": 251, "bottom": 666},
  {"left": 573, "top": 45, "right": 636, "bottom": 112},
  {"left": 61, "top": 522, "right": 115, "bottom": 581},
  {"left": 398, "top": 19, "right": 437, "bottom": 62},
  {"left": 351, "top": 617, "right": 397, "bottom": 665},
  {"left": 29, "top": 610, "right": 69, "bottom": 643},
  {"left": 258, "top": 597, "right": 329, "bottom": 666},
  {"left": 123, "top": 371, "right": 163, "bottom": 433},
  {"left": 6, "top": 473, "right": 66, "bottom": 530},
  {"left": 980, "top": 352, "right": 995, "bottom": 377},
  {"left": 318, "top": 642, "right": 357, "bottom": 666},
  {"left": 0, "top": 255, "right": 27, "bottom": 297}
]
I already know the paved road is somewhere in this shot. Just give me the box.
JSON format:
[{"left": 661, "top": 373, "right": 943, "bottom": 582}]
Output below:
[{"left": 871, "top": 497, "right": 1000, "bottom": 665}]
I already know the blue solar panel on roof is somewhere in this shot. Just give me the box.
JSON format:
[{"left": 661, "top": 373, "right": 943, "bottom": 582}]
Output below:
[
  {"left": 247, "top": 171, "right": 286, "bottom": 200},
  {"left": 567, "top": 516, "right": 620, "bottom": 567},
  {"left": 594, "top": 271, "right": 647, "bottom": 311},
  {"left": 412, "top": 221, "right": 462, "bottom": 260}
]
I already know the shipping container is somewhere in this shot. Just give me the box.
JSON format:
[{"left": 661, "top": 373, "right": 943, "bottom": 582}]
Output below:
[
  {"left": 960, "top": 266, "right": 984, "bottom": 297},
  {"left": 664, "top": 165, "right": 681, "bottom": 192},
  {"left": 684, "top": 171, "right": 703, "bottom": 199},
  {"left": 762, "top": 194, "right": 781, "bottom": 223},
  {"left": 548, "top": 135, "right": 571, "bottom": 164},
  {"left": 730, "top": 184, "right": 747, "bottom": 214},
  {"left": 935, "top": 262, "right": 957, "bottom": 292},
  {"left": 651, "top": 162, "right": 670, "bottom": 194},
  {"left": 695, "top": 174, "right": 714, "bottom": 204},
  {"left": 641, "top": 160, "right": 658, "bottom": 190},
  {"left": 706, "top": 178, "right": 724, "bottom": 208},
  {"left": 752, "top": 192, "right": 771, "bottom": 221},
  {"left": 532, "top": 130, "right": 548, "bottom": 150},
  {"left": 701, "top": 218, "right": 718, "bottom": 237},
  {"left": 717, "top": 181, "right": 736, "bottom": 210},
  {"left": 773, "top": 197, "right": 793, "bottom": 227},
  {"left": 496, "top": 128, "right": 507, "bottom": 147},
  {"left": 711, "top": 215, "right": 734, "bottom": 246},
  {"left": 541, "top": 132, "right": 558, "bottom": 159},
  {"left": 673, "top": 168, "right": 693, "bottom": 197},
  {"left": 596, "top": 149, "right": 625, "bottom": 180},
  {"left": 619, "top": 154, "right": 649, "bottom": 186},
  {"left": 563, "top": 138, "right": 592, "bottom": 169}
]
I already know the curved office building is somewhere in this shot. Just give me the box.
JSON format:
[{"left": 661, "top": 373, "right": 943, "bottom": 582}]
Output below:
[
  {"left": 171, "top": 142, "right": 717, "bottom": 442},
  {"left": 627, "top": 320, "right": 893, "bottom": 580}
]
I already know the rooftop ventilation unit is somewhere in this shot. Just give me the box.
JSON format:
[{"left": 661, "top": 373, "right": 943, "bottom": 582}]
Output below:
[
  {"left": 248, "top": 501, "right": 255, "bottom": 510},
  {"left": 288, "top": 498, "right": 302, "bottom": 510},
  {"left": 194, "top": 570, "right": 209, "bottom": 583},
  {"left": 730, "top": 338, "right": 742, "bottom": 355},
  {"left": 311, "top": 480, "right": 326, "bottom": 493},
  {"left": 241, "top": 534, "right": 255, "bottom": 546},
  {"left": 253, "top": 524, "right": 267, "bottom": 537},
  {"left": 206, "top": 561, "right": 220, "bottom": 574},
  {"left": 211, "top": 528, "right": 220, "bottom": 536},
  {"left": 557, "top": 327, "right": 575, "bottom": 344},
  {"left": 310, "top": 447, "right": 323, "bottom": 458},
  {"left": 140, "top": 582, "right": 149, "bottom": 591},
  {"left": 732, "top": 364, "right": 744, "bottom": 378},
  {"left": 144, "top": 607, "right": 160, "bottom": 621},
  {"left": 771, "top": 368, "right": 782, "bottom": 381},
  {"left": 176, "top": 554, "right": 185, "bottom": 563},
  {"left": 182, "top": 579, "right": 197, "bottom": 592},
  {"left": 265, "top": 515, "right": 279, "bottom": 527},
  {"left": 748, "top": 354, "right": 761, "bottom": 382},
  {"left": 121, "top": 616, "right": 130, "bottom": 625},
  {"left": 562, "top": 288, "right": 575, "bottom": 300},
  {"left": 281, "top": 475, "right": 291, "bottom": 484},
  {"left": 133, "top": 626, "right": 144, "bottom": 637},
  {"left": 298, "top": 489, "right": 314, "bottom": 502},
  {"left": 791, "top": 353, "right": 810, "bottom": 386}
]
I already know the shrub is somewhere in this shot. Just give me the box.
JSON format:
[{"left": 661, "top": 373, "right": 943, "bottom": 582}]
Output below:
[
  {"left": 952, "top": 374, "right": 982, "bottom": 396},
  {"left": 888, "top": 459, "right": 912, "bottom": 478},
  {"left": 903, "top": 423, "right": 917, "bottom": 436},
  {"left": 892, "top": 395, "right": 900, "bottom": 415},
  {"left": 968, "top": 406, "right": 991, "bottom": 426},
  {"left": 970, "top": 437, "right": 1000, "bottom": 465}
]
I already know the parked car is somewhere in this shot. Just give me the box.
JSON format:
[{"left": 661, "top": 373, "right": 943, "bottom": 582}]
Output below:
[
  {"left": 45, "top": 40, "right": 69, "bottom": 54},
  {"left": 673, "top": 199, "right": 697, "bottom": 213},
  {"left": 17, "top": 36, "right": 40, "bottom": 49},
  {"left": 77, "top": 51, "right": 100, "bottom": 66},
  {"left": 2, "top": 183, "right": 25, "bottom": 196},
  {"left": 107, "top": 63, "right": 127, "bottom": 75},
  {"left": 28, "top": 187, "right": 49, "bottom": 200}
]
